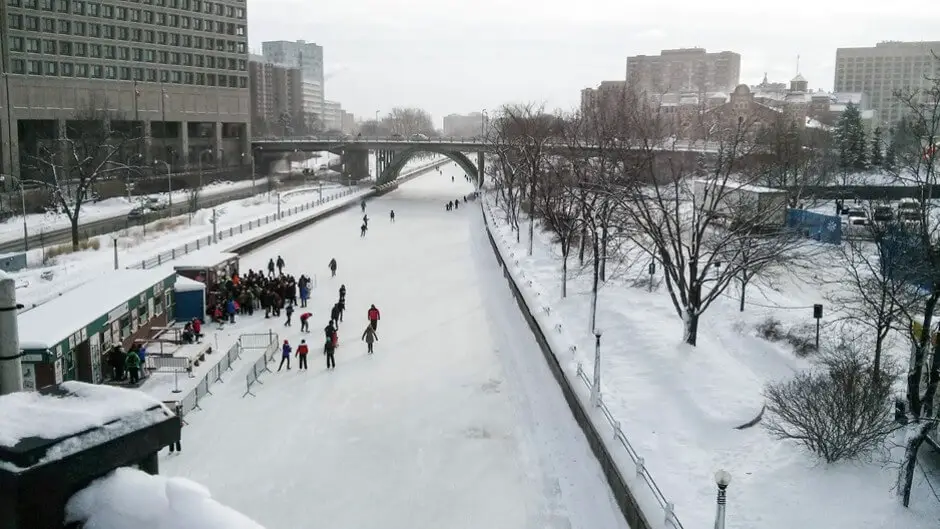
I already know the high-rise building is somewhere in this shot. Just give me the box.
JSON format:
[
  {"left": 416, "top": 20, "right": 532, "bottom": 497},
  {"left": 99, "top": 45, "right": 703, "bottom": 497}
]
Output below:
[
  {"left": 580, "top": 81, "right": 627, "bottom": 117},
  {"left": 301, "top": 80, "right": 324, "bottom": 125},
  {"left": 261, "top": 40, "right": 323, "bottom": 85},
  {"left": 340, "top": 110, "right": 356, "bottom": 134},
  {"left": 442, "top": 112, "right": 484, "bottom": 137},
  {"left": 248, "top": 58, "right": 303, "bottom": 136},
  {"left": 321, "top": 100, "right": 342, "bottom": 131},
  {"left": 0, "top": 0, "right": 251, "bottom": 178},
  {"left": 834, "top": 41, "right": 940, "bottom": 126},
  {"left": 626, "top": 48, "right": 741, "bottom": 94}
]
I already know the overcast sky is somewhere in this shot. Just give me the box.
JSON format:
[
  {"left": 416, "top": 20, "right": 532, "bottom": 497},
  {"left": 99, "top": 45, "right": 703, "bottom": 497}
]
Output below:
[{"left": 247, "top": 0, "right": 940, "bottom": 127}]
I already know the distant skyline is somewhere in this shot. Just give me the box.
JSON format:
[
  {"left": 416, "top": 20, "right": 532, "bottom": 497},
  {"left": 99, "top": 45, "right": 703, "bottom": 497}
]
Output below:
[{"left": 247, "top": 0, "right": 940, "bottom": 126}]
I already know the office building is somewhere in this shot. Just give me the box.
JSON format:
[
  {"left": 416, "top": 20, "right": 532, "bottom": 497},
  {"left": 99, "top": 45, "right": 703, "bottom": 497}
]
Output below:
[
  {"left": 834, "top": 41, "right": 940, "bottom": 126},
  {"left": 301, "top": 79, "right": 324, "bottom": 124},
  {"left": 341, "top": 110, "right": 355, "bottom": 134},
  {"left": 261, "top": 40, "right": 323, "bottom": 85},
  {"left": 0, "top": 0, "right": 251, "bottom": 178},
  {"left": 580, "top": 81, "right": 627, "bottom": 117},
  {"left": 442, "top": 112, "right": 484, "bottom": 137},
  {"left": 627, "top": 48, "right": 741, "bottom": 94},
  {"left": 248, "top": 59, "right": 302, "bottom": 136},
  {"left": 321, "top": 100, "right": 342, "bottom": 131}
]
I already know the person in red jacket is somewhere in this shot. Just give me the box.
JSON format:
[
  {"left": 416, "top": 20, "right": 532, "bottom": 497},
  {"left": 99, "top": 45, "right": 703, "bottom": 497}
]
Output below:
[
  {"left": 296, "top": 340, "right": 310, "bottom": 370},
  {"left": 367, "top": 304, "right": 380, "bottom": 331}
]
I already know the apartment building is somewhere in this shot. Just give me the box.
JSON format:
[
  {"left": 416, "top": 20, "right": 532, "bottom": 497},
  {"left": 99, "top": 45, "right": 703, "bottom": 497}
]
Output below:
[
  {"left": 834, "top": 41, "right": 940, "bottom": 126},
  {"left": 261, "top": 40, "right": 322, "bottom": 85},
  {"left": 442, "top": 112, "right": 484, "bottom": 137},
  {"left": 321, "top": 100, "right": 342, "bottom": 131},
  {"left": 626, "top": 48, "right": 741, "bottom": 94},
  {"left": 248, "top": 58, "right": 302, "bottom": 136},
  {"left": 340, "top": 110, "right": 355, "bottom": 134},
  {"left": 301, "top": 79, "right": 323, "bottom": 124},
  {"left": 0, "top": 0, "right": 251, "bottom": 178}
]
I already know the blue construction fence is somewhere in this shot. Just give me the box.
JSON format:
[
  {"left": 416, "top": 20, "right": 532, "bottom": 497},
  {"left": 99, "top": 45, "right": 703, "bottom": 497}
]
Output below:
[{"left": 786, "top": 209, "right": 842, "bottom": 245}]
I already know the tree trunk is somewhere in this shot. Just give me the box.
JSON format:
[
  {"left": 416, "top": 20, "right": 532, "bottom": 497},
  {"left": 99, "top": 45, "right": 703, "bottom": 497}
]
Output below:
[
  {"left": 590, "top": 235, "right": 600, "bottom": 332},
  {"left": 874, "top": 328, "right": 886, "bottom": 386},
  {"left": 561, "top": 245, "right": 569, "bottom": 299},
  {"left": 527, "top": 175, "right": 535, "bottom": 256},
  {"left": 70, "top": 216, "right": 80, "bottom": 251},
  {"left": 600, "top": 220, "right": 609, "bottom": 282},
  {"left": 684, "top": 309, "right": 700, "bottom": 346},
  {"left": 739, "top": 279, "right": 747, "bottom": 312},
  {"left": 908, "top": 293, "right": 940, "bottom": 417},
  {"left": 578, "top": 226, "right": 586, "bottom": 266},
  {"left": 899, "top": 421, "right": 935, "bottom": 507}
]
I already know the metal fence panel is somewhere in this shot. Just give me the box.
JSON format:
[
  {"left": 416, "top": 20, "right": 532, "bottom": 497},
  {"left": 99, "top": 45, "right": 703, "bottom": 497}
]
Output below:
[
  {"left": 786, "top": 208, "right": 842, "bottom": 245},
  {"left": 240, "top": 331, "right": 277, "bottom": 349}
]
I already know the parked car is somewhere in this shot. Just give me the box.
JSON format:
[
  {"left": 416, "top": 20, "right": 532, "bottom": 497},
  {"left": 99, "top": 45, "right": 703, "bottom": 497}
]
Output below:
[
  {"left": 872, "top": 206, "right": 894, "bottom": 223},
  {"left": 144, "top": 197, "right": 167, "bottom": 210},
  {"left": 127, "top": 207, "right": 148, "bottom": 220},
  {"left": 390, "top": 133, "right": 404, "bottom": 140}
]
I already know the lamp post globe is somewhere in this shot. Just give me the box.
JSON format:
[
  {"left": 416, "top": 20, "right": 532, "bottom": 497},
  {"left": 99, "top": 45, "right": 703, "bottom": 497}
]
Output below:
[{"left": 714, "top": 469, "right": 732, "bottom": 488}]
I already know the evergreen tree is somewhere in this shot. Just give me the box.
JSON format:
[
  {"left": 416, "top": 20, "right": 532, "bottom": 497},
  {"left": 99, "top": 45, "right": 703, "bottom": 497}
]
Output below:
[
  {"left": 870, "top": 126, "right": 884, "bottom": 167},
  {"left": 885, "top": 127, "right": 897, "bottom": 171},
  {"left": 834, "top": 102, "right": 868, "bottom": 172}
]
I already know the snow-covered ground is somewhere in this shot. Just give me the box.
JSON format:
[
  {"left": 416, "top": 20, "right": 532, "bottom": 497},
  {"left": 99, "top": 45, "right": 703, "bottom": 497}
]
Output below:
[
  {"left": 155, "top": 164, "right": 627, "bottom": 529},
  {"left": 483, "top": 198, "right": 940, "bottom": 529},
  {"left": 10, "top": 156, "right": 441, "bottom": 312}
]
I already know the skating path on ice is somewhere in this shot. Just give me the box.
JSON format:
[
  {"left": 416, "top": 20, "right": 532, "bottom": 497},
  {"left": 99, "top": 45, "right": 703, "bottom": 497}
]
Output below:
[{"left": 160, "top": 162, "right": 628, "bottom": 529}]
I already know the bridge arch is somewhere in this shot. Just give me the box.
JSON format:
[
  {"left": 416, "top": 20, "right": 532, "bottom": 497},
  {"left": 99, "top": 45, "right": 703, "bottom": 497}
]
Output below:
[{"left": 378, "top": 147, "right": 480, "bottom": 186}]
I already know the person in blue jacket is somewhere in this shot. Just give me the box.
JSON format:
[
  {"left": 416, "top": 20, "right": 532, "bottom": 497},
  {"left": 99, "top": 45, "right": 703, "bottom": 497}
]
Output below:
[
  {"left": 278, "top": 340, "right": 292, "bottom": 371},
  {"left": 225, "top": 298, "right": 237, "bottom": 324},
  {"left": 299, "top": 283, "right": 310, "bottom": 308}
]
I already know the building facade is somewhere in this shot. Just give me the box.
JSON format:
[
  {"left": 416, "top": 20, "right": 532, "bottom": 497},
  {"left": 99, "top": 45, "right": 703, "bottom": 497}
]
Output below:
[
  {"left": 301, "top": 79, "right": 323, "bottom": 126},
  {"left": 321, "top": 99, "right": 342, "bottom": 131},
  {"left": 627, "top": 48, "right": 741, "bottom": 94},
  {"left": 442, "top": 112, "right": 483, "bottom": 137},
  {"left": 340, "top": 110, "right": 355, "bottom": 134},
  {"left": 0, "top": 0, "right": 251, "bottom": 179},
  {"left": 834, "top": 41, "right": 940, "bottom": 126},
  {"left": 248, "top": 58, "right": 302, "bottom": 137},
  {"left": 261, "top": 39, "right": 322, "bottom": 84}
]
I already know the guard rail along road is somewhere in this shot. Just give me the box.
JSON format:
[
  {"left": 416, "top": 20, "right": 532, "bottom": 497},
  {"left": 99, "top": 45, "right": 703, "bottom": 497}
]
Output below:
[
  {"left": 131, "top": 158, "right": 450, "bottom": 269},
  {"left": 0, "top": 178, "right": 279, "bottom": 255},
  {"left": 480, "top": 200, "right": 683, "bottom": 529}
]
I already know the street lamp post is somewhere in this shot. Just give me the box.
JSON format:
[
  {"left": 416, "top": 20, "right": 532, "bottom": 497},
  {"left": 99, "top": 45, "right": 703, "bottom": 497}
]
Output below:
[
  {"left": 591, "top": 329, "right": 602, "bottom": 407},
  {"left": 0, "top": 175, "right": 28, "bottom": 252},
  {"left": 153, "top": 160, "right": 172, "bottom": 208},
  {"left": 713, "top": 470, "right": 732, "bottom": 529},
  {"left": 375, "top": 110, "right": 380, "bottom": 137}
]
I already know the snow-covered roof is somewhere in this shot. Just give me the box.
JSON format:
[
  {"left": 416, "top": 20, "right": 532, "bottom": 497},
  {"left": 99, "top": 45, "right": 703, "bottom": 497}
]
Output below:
[
  {"left": 0, "top": 381, "right": 166, "bottom": 449},
  {"left": 17, "top": 268, "right": 176, "bottom": 350},
  {"left": 174, "top": 275, "right": 207, "bottom": 292},
  {"left": 791, "top": 73, "right": 807, "bottom": 83},
  {"left": 171, "top": 250, "right": 239, "bottom": 270},
  {"left": 65, "top": 468, "right": 266, "bottom": 529},
  {"left": 805, "top": 116, "right": 830, "bottom": 130}
]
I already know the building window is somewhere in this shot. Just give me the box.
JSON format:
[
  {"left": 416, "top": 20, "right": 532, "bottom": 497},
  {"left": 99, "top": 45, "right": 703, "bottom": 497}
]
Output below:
[
  {"left": 71, "top": 0, "right": 83, "bottom": 14},
  {"left": 26, "top": 60, "right": 42, "bottom": 75},
  {"left": 157, "top": 31, "right": 167, "bottom": 44},
  {"left": 59, "top": 40, "right": 71, "bottom": 54},
  {"left": 117, "top": 26, "right": 128, "bottom": 40},
  {"left": 146, "top": 68, "right": 157, "bottom": 82},
  {"left": 25, "top": 38, "right": 40, "bottom": 52},
  {"left": 192, "top": 18, "right": 201, "bottom": 30},
  {"left": 57, "top": 18, "right": 70, "bottom": 33},
  {"left": 195, "top": 72, "right": 204, "bottom": 85},
  {"left": 57, "top": 0, "right": 69, "bottom": 12},
  {"left": 104, "top": 65, "right": 116, "bottom": 79},
  {"left": 155, "top": 12, "right": 166, "bottom": 25},
  {"left": 91, "top": 64, "right": 102, "bottom": 78},
  {"left": 42, "top": 18, "right": 55, "bottom": 32},
  {"left": 88, "top": 23, "right": 100, "bottom": 37},
  {"left": 144, "top": 49, "right": 154, "bottom": 62},
  {"left": 8, "top": 14, "right": 22, "bottom": 29},
  {"left": 238, "top": 76, "right": 247, "bottom": 88},
  {"left": 144, "top": 30, "right": 154, "bottom": 43},
  {"left": 171, "top": 70, "right": 181, "bottom": 83},
  {"left": 180, "top": 16, "right": 190, "bottom": 28},
  {"left": 11, "top": 59, "right": 25, "bottom": 74},
  {"left": 159, "top": 69, "right": 169, "bottom": 82},
  {"left": 42, "top": 39, "right": 56, "bottom": 54},
  {"left": 61, "top": 62, "right": 73, "bottom": 76},
  {"left": 131, "top": 28, "right": 141, "bottom": 41},
  {"left": 23, "top": 0, "right": 36, "bottom": 8},
  {"left": 44, "top": 61, "right": 57, "bottom": 75},
  {"left": 103, "top": 44, "right": 115, "bottom": 59},
  {"left": 101, "top": 4, "right": 112, "bottom": 17},
  {"left": 129, "top": 8, "right": 140, "bottom": 21},
  {"left": 118, "top": 46, "right": 129, "bottom": 60},
  {"left": 183, "top": 71, "right": 193, "bottom": 84},
  {"left": 72, "top": 21, "right": 84, "bottom": 35},
  {"left": 73, "top": 41, "right": 85, "bottom": 56},
  {"left": 115, "top": 6, "right": 126, "bottom": 19},
  {"left": 157, "top": 50, "right": 167, "bottom": 63},
  {"left": 217, "top": 74, "right": 227, "bottom": 87},
  {"left": 102, "top": 25, "right": 114, "bottom": 39},
  {"left": 169, "top": 33, "right": 179, "bottom": 46},
  {"left": 86, "top": 2, "right": 98, "bottom": 16},
  {"left": 132, "top": 67, "right": 143, "bottom": 80},
  {"left": 132, "top": 47, "right": 142, "bottom": 60},
  {"left": 142, "top": 10, "right": 153, "bottom": 23},
  {"left": 8, "top": 0, "right": 22, "bottom": 6},
  {"left": 39, "top": 0, "right": 52, "bottom": 10},
  {"left": 88, "top": 43, "right": 100, "bottom": 57},
  {"left": 75, "top": 62, "right": 88, "bottom": 76}
]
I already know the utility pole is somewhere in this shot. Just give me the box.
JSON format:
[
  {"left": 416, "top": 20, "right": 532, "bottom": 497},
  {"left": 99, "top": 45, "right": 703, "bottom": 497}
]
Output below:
[{"left": 0, "top": 273, "right": 24, "bottom": 394}]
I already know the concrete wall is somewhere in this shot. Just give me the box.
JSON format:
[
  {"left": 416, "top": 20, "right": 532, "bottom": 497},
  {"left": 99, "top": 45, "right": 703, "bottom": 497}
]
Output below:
[{"left": 479, "top": 206, "right": 652, "bottom": 529}]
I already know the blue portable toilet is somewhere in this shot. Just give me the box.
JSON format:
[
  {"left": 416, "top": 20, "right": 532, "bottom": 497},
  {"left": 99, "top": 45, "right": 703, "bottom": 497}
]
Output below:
[{"left": 173, "top": 275, "right": 207, "bottom": 322}]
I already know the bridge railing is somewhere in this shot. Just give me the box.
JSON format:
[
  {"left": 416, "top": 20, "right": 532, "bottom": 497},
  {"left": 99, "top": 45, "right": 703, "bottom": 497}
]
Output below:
[
  {"left": 250, "top": 136, "right": 722, "bottom": 153},
  {"left": 252, "top": 135, "right": 487, "bottom": 144}
]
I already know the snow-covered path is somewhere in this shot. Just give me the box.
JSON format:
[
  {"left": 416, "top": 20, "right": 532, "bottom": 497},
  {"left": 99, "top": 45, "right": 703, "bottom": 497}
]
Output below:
[{"left": 159, "top": 165, "right": 627, "bottom": 529}]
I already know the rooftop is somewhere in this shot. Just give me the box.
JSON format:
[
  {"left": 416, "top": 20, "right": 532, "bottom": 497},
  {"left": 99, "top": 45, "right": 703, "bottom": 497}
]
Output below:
[
  {"left": 17, "top": 268, "right": 175, "bottom": 351},
  {"left": 170, "top": 249, "right": 239, "bottom": 270}
]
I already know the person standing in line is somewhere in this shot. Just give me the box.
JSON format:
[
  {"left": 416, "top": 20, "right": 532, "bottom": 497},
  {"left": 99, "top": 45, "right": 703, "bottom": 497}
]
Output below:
[
  {"left": 361, "top": 324, "right": 378, "bottom": 354},
  {"left": 330, "top": 302, "right": 341, "bottom": 328},
  {"left": 284, "top": 303, "right": 294, "bottom": 327},
  {"left": 278, "top": 340, "right": 292, "bottom": 371},
  {"left": 329, "top": 258, "right": 337, "bottom": 277},
  {"left": 367, "top": 304, "right": 380, "bottom": 331},
  {"left": 126, "top": 347, "right": 141, "bottom": 384},
  {"left": 299, "top": 282, "right": 310, "bottom": 308},
  {"left": 324, "top": 334, "right": 336, "bottom": 370},
  {"left": 339, "top": 284, "right": 346, "bottom": 304},
  {"left": 267, "top": 258, "right": 276, "bottom": 278},
  {"left": 296, "top": 340, "right": 309, "bottom": 370},
  {"left": 276, "top": 255, "right": 286, "bottom": 275},
  {"left": 337, "top": 297, "right": 345, "bottom": 323}
]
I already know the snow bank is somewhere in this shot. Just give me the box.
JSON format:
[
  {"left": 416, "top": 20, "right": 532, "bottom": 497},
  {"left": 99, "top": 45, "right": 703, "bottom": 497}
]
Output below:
[
  {"left": 0, "top": 269, "right": 9, "bottom": 280},
  {"left": 65, "top": 467, "right": 266, "bottom": 529},
  {"left": 0, "top": 381, "right": 166, "bottom": 448}
]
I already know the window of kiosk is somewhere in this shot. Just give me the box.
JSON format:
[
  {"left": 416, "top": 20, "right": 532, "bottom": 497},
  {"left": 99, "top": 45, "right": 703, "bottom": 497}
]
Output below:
[
  {"left": 120, "top": 314, "right": 132, "bottom": 339},
  {"left": 154, "top": 292, "right": 164, "bottom": 316}
]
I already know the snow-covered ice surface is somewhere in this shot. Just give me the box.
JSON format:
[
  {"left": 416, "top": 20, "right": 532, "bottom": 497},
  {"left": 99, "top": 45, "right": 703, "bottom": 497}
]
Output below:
[
  {"left": 66, "top": 467, "right": 265, "bottom": 529},
  {"left": 159, "top": 164, "right": 628, "bottom": 529},
  {"left": 484, "top": 199, "right": 940, "bottom": 529},
  {"left": 0, "top": 381, "right": 164, "bottom": 447}
]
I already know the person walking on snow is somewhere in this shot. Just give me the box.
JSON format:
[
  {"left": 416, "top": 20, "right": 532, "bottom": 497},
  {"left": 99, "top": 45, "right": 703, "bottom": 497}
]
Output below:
[
  {"left": 329, "top": 258, "right": 337, "bottom": 277},
  {"left": 276, "top": 255, "right": 285, "bottom": 275},
  {"left": 278, "top": 340, "right": 292, "bottom": 371},
  {"left": 362, "top": 324, "right": 378, "bottom": 354},
  {"left": 390, "top": 210, "right": 395, "bottom": 222},
  {"left": 330, "top": 303, "right": 341, "bottom": 328},
  {"left": 267, "top": 258, "right": 276, "bottom": 278},
  {"left": 367, "top": 304, "right": 380, "bottom": 331},
  {"left": 300, "top": 312, "right": 311, "bottom": 333},
  {"left": 296, "top": 340, "right": 309, "bottom": 370},
  {"left": 284, "top": 303, "right": 294, "bottom": 326}
]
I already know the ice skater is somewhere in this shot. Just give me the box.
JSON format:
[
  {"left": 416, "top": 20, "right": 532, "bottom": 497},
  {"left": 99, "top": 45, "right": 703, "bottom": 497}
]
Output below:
[
  {"left": 296, "top": 340, "right": 309, "bottom": 370},
  {"left": 278, "top": 340, "right": 292, "bottom": 371},
  {"left": 361, "top": 324, "right": 378, "bottom": 354},
  {"left": 390, "top": 210, "right": 395, "bottom": 222},
  {"left": 329, "top": 258, "right": 337, "bottom": 277},
  {"left": 284, "top": 303, "right": 294, "bottom": 326}
]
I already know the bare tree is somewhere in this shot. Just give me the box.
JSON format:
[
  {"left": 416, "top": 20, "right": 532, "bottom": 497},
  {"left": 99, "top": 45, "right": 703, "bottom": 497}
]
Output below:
[
  {"left": 22, "top": 103, "right": 142, "bottom": 250},
  {"left": 718, "top": 222, "right": 804, "bottom": 312},
  {"left": 764, "top": 339, "right": 899, "bottom": 463},
  {"left": 882, "top": 62, "right": 940, "bottom": 506},
  {"left": 612, "top": 92, "right": 799, "bottom": 345},
  {"left": 382, "top": 107, "right": 434, "bottom": 136},
  {"left": 486, "top": 122, "right": 524, "bottom": 238},
  {"left": 536, "top": 154, "right": 581, "bottom": 298},
  {"left": 755, "top": 115, "right": 834, "bottom": 208}
]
